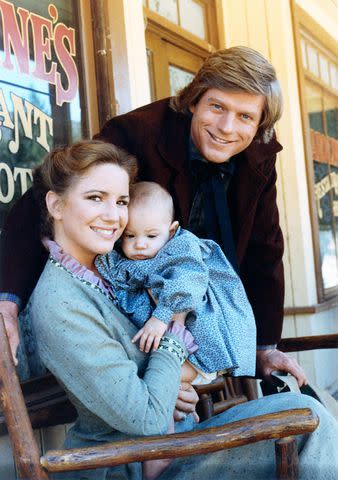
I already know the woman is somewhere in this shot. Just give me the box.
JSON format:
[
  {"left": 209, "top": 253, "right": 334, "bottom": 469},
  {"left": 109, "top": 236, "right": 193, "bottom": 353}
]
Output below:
[
  {"left": 25, "top": 140, "right": 337, "bottom": 480},
  {"left": 25, "top": 139, "right": 197, "bottom": 479}
]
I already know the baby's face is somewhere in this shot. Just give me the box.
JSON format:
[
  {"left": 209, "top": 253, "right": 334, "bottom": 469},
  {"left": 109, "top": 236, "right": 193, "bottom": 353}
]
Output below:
[{"left": 122, "top": 204, "right": 174, "bottom": 260}]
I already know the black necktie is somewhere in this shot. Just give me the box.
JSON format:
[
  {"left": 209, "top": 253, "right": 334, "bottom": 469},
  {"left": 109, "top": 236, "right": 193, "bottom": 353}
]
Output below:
[{"left": 190, "top": 160, "right": 239, "bottom": 273}]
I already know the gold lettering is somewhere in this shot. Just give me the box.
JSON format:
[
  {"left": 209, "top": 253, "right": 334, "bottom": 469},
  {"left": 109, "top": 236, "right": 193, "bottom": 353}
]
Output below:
[
  {"left": 8, "top": 93, "right": 33, "bottom": 154},
  {"left": 33, "top": 107, "right": 53, "bottom": 151},
  {"left": 333, "top": 201, "right": 338, "bottom": 217},
  {"left": 314, "top": 175, "right": 331, "bottom": 201},
  {"left": 314, "top": 172, "right": 338, "bottom": 219},
  {"left": 0, "top": 91, "right": 53, "bottom": 153},
  {"left": 0, "top": 162, "right": 15, "bottom": 203},
  {"left": 13, "top": 167, "right": 33, "bottom": 195},
  {"left": 331, "top": 172, "right": 338, "bottom": 194},
  {"left": 0, "top": 88, "right": 14, "bottom": 140}
]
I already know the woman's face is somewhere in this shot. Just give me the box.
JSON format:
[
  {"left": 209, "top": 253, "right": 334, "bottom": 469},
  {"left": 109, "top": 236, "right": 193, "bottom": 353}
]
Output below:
[{"left": 49, "top": 163, "right": 129, "bottom": 269}]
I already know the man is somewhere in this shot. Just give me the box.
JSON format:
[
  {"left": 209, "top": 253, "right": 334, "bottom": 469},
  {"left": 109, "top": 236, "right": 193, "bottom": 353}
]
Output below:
[{"left": 0, "top": 46, "right": 306, "bottom": 385}]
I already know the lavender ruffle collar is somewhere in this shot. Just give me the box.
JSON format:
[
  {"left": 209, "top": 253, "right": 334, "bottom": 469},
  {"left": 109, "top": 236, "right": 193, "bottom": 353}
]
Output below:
[{"left": 43, "top": 238, "right": 110, "bottom": 294}]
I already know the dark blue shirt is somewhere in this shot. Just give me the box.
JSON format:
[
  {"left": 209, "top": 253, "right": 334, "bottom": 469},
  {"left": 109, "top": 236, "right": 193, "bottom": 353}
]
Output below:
[{"left": 187, "top": 138, "right": 238, "bottom": 272}]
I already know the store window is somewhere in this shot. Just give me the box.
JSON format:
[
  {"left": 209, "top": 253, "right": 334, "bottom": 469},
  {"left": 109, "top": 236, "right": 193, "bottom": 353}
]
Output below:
[
  {"left": 0, "top": 0, "right": 89, "bottom": 231},
  {"left": 143, "top": 0, "right": 218, "bottom": 100},
  {"left": 144, "top": 0, "right": 208, "bottom": 41},
  {"left": 295, "top": 6, "right": 338, "bottom": 299}
]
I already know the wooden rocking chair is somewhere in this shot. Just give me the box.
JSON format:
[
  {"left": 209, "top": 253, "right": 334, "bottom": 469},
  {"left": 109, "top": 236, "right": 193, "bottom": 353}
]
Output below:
[
  {"left": 194, "top": 334, "right": 338, "bottom": 420},
  {"left": 1, "top": 313, "right": 332, "bottom": 480}
]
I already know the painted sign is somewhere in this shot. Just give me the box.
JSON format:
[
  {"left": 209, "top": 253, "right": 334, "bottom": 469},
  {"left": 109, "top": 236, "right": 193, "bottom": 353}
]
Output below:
[
  {"left": 311, "top": 128, "right": 338, "bottom": 289},
  {"left": 314, "top": 171, "right": 338, "bottom": 219},
  {"left": 0, "top": 0, "right": 85, "bottom": 229}
]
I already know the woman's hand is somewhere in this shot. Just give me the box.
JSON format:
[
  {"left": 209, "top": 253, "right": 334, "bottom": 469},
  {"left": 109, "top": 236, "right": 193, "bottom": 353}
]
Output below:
[
  {"left": 132, "top": 316, "right": 167, "bottom": 353},
  {"left": 174, "top": 382, "right": 199, "bottom": 423}
]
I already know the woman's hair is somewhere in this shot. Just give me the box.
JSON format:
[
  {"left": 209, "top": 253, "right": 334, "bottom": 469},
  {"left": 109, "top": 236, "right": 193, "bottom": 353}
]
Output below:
[
  {"left": 170, "top": 46, "right": 282, "bottom": 143},
  {"left": 33, "top": 140, "right": 138, "bottom": 237}
]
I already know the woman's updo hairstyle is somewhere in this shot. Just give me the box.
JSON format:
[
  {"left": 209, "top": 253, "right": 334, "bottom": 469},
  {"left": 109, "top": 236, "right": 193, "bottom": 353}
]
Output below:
[{"left": 33, "top": 140, "right": 138, "bottom": 238}]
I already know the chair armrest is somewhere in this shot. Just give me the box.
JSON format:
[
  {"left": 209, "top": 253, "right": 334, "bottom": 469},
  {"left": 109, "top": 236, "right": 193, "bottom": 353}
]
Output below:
[
  {"left": 0, "top": 373, "right": 77, "bottom": 434},
  {"left": 41, "top": 408, "right": 318, "bottom": 473},
  {"left": 278, "top": 334, "right": 338, "bottom": 352}
]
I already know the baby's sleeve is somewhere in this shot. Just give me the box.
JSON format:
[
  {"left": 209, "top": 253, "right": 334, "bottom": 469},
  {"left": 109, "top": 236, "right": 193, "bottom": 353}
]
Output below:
[
  {"left": 148, "top": 235, "right": 209, "bottom": 324},
  {"left": 96, "top": 252, "right": 153, "bottom": 328}
]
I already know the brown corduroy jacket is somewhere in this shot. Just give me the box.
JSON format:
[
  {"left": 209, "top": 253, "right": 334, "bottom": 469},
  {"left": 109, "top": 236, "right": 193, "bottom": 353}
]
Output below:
[{"left": 0, "top": 98, "right": 284, "bottom": 344}]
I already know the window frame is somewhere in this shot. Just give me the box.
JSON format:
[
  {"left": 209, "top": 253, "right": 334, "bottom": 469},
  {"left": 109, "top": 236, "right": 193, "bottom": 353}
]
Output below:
[
  {"left": 291, "top": 2, "right": 338, "bottom": 302},
  {"left": 143, "top": 0, "right": 220, "bottom": 49},
  {"left": 143, "top": 0, "right": 221, "bottom": 101}
]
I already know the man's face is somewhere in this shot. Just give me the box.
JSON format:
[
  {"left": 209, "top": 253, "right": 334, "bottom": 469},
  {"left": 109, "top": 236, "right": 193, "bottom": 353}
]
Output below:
[{"left": 189, "top": 88, "right": 265, "bottom": 163}]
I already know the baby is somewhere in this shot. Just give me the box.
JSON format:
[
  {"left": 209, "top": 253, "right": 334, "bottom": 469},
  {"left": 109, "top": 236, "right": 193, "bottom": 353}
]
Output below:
[{"left": 96, "top": 181, "right": 256, "bottom": 381}]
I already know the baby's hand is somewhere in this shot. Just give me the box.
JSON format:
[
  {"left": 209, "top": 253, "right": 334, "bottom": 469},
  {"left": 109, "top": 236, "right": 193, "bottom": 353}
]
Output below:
[{"left": 132, "top": 317, "right": 167, "bottom": 353}]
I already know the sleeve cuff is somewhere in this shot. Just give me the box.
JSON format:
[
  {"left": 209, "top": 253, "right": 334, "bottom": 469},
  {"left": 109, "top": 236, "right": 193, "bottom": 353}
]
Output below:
[
  {"left": 166, "top": 321, "right": 198, "bottom": 355},
  {"left": 0, "top": 293, "right": 22, "bottom": 310},
  {"left": 257, "top": 344, "right": 277, "bottom": 350},
  {"left": 152, "top": 304, "right": 175, "bottom": 324}
]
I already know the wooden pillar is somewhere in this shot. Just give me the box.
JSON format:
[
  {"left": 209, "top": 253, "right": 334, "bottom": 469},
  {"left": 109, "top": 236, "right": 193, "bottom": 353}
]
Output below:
[{"left": 90, "top": 0, "right": 116, "bottom": 128}]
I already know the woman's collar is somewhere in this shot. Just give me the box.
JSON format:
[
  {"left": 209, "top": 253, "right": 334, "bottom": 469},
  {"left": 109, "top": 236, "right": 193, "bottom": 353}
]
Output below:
[{"left": 42, "top": 238, "right": 109, "bottom": 291}]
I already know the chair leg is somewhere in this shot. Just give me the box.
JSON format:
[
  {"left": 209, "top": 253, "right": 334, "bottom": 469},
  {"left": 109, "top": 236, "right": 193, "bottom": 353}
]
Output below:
[
  {"left": 240, "top": 378, "right": 258, "bottom": 401},
  {"left": 0, "top": 314, "right": 49, "bottom": 480},
  {"left": 198, "top": 393, "right": 214, "bottom": 419},
  {"left": 275, "top": 436, "right": 299, "bottom": 479}
]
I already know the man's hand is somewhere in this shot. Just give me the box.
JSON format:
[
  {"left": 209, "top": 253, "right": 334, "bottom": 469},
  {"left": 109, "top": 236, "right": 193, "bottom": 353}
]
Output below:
[
  {"left": 132, "top": 316, "right": 167, "bottom": 353},
  {"left": 174, "top": 382, "right": 199, "bottom": 423},
  {"left": 256, "top": 348, "right": 307, "bottom": 387},
  {"left": 0, "top": 301, "right": 19, "bottom": 365}
]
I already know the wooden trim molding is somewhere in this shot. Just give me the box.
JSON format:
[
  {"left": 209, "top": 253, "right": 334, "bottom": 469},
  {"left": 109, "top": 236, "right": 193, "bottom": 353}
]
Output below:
[
  {"left": 78, "top": 0, "right": 100, "bottom": 137},
  {"left": 90, "top": 0, "right": 116, "bottom": 129},
  {"left": 294, "top": 5, "right": 338, "bottom": 56},
  {"left": 290, "top": 0, "right": 324, "bottom": 302},
  {"left": 284, "top": 295, "right": 338, "bottom": 316},
  {"left": 278, "top": 333, "right": 338, "bottom": 352},
  {"left": 144, "top": 8, "right": 215, "bottom": 58}
]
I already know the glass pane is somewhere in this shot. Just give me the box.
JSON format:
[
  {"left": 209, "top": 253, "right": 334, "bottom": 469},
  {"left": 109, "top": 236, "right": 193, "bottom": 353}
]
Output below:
[
  {"left": 179, "top": 0, "right": 205, "bottom": 40},
  {"left": 319, "top": 54, "right": 330, "bottom": 85},
  {"left": 0, "top": 0, "right": 88, "bottom": 230},
  {"left": 306, "top": 84, "right": 324, "bottom": 133},
  {"left": 307, "top": 45, "right": 319, "bottom": 77},
  {"left": 330, "top": 64, "right": 338, "bottom": 91},
  {"left": 313, "top": 161, "right": 338, "bottom": 289},
  {"left": 332, "top": 165, "right": 338, "bottom": 266},
  {"left": 324, "top": 96, "right": 338, "bottom": 140},
  {"left": 148, "top": 0, "right": 178, "bottom": 24},
  {"left": 301, "top": 38, "right": 307, "bottom": 69},
  {"left": 169, "top": 65, "right": 194, "bottom": 96}
]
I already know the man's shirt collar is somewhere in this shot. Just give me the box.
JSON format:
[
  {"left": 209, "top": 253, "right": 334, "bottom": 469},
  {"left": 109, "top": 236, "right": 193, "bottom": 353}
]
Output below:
[{"left": 188, "top": 137, "right": 236, "bottom": 176}]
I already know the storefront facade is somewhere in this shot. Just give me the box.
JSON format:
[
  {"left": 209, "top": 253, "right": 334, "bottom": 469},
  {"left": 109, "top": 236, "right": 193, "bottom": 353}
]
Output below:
[{"left": 0, "top": 0, "right": 337, "bottom": 476}]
